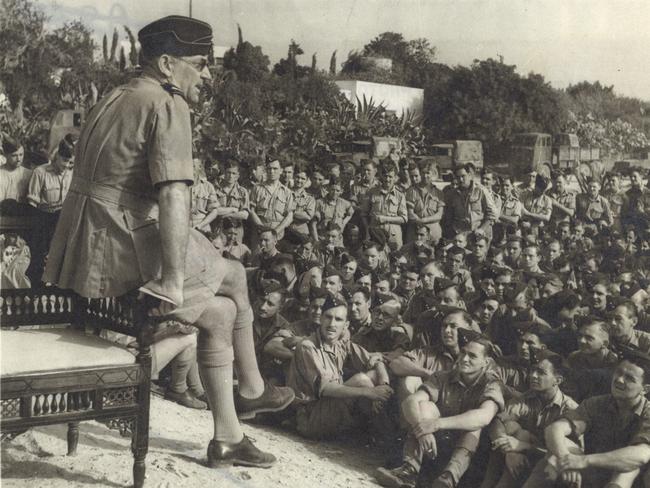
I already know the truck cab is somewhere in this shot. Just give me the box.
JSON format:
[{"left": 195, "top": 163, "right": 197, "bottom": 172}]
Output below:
[
  {"left": 428, "top": 140, "right": 483, "bottom": 176},
  {"left": 508, "top": 132, "right": 552, "bottom": 177}
]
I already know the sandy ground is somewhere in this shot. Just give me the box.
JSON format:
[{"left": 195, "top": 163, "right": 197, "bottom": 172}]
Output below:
[{"left": 1, "top": 395, "right": 385, "bottom": 488}]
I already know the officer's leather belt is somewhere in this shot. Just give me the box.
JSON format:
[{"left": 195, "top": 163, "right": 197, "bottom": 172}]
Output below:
[{"left": 69, "top": 176, "right": 158, "bottom": 218}]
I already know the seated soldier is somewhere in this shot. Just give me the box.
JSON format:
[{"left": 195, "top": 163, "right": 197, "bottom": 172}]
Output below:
[
  {"left": 252, "top": 281, "right": 291, "bottom": 384},
  {"left": 355, "top": 263, "right": 374, "bottom": 292},
  {"left": 400, "top": 224, "right": 435, "bottom": 265},
  {"left": 373, "top": 270, "right": 401, "bottom": 306},
  {"left": 472, "top": 293, "right": 501, "bottom": 332},
  {"left": 376, "top": 337, "right": 505, "bottom": 488},
  {"left": 352, "top": 298, "right": 411, "bottom": 361},
  {"left": 523, "top": 351, "right": 650, "bottom": 488},
  {"left": 221, "top": 217, "right": 251, "bottom": 265},
  {"left": 268, "top": 254, "right": 303, "bottom": 323},
  {"left": 390, "top": 309, "right": 476, "bottom": 403},
  {"left": 349, "top": 285, "right": 373, "bottom": 335},
  {"left": 403, "top": 261, "right": 444, "bottom": 324},
  {"left": 317, "top": 222, "right": 347, "bottom": 267},
  {"left": 610, "top": 299, "right": 650, "bottom": 355},
  {"left": 493, "top": 326, "right": 548, "bottom": 402},
  {"left": 393, "top": 263, "right": 421, "bottom": 311},
  {"left": 568, "top": 319, "right": 618, "bottom": 370},
  {"left": 322, "top": 265, "right": 345, "bottom": 296},
  {"left": 287, "top": 286, "right": 328, "bottom": 340},
  {"left": 250, "top": 226, "right": 279, "bottom": 270},
  {"left": 445, "top": 244, "right": 475, "bottom": 296},
  {"left": 287, "top": 294, "right": 394, "bottom": 440},
  {"left": 482, "top": 352, "right": 578, "bottom": 488},
  {"left": 412, "top": 279, "right": 472, "bottom": 348}
]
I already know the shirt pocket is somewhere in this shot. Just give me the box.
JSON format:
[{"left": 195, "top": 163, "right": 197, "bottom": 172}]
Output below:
[
  {"left": 386, "top": 195, "right": 400, "bottom": 215},
  {"left": 124, "top": 211, "right": 163, "bottom": 282}
]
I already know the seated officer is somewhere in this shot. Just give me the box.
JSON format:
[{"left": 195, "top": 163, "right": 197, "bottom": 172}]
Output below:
[
  {"left": 377, "top": 336, "right": 504, "bottom": 488},
  {"left": 352, "top": 298, "right": 411, "bottom": 361},
  {"left": 524, "top": 349, "right": 650, "bottom": 488},
  {"left": 482, "top": 352, "right": 577, "bottom": 488},
  {"left": 287, "top": 293, "right": 393, "bottom": 439}
]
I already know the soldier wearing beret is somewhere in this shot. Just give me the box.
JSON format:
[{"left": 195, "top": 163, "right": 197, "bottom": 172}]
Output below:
[{"left": 43, "top": 15, "right": 293, "bottom": 471}]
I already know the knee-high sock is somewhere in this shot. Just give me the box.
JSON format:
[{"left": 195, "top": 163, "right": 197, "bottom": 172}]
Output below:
[
  {"left": 187, "top": 360, "right": 204, "bottom": 396},
  {"left": 232, "top": 315, "right": 264, "bottom": 399},
  {"left": 169, "top": 346, "right": 194, "bottom": 393},
  {"left": 198, "top": 359, "right": 243, "bottom": 443}
]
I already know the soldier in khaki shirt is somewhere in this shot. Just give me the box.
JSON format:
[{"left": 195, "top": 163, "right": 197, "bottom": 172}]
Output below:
[
  {"left": 249, "top": 157, "right": 294, "bottom": 249},
  {"left": 43, "top": 15, "right": 292, "bottom": 471},
  {"left": 189, "top": 159, "right": 219, "bottom": 233},
  {"left": 362, "top": 162, "right": 408, "bottom": 250}
]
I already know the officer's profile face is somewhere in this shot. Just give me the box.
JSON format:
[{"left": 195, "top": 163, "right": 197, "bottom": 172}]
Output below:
[
  {"left": 5, "top": 146, "right": 24, "bottom": 169},
  {"left": 169, "top": 54, "right": 211, "bottom": 104},
  {"left": 319, "top": 305, "right": 349, "bottom": 345}
]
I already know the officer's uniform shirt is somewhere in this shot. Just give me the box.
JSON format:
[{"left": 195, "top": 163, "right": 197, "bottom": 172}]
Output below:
[
  {"left": 290, "top": 187, "right": 316, "bottom": 235},
  {"left": 190, "top": 176, "right": 219, "bottom": 228},
  {"left": 44, "top": 76, "right": 226, "bottom": 322},
  {"left": 361, "top": 185, "right": 408, "bottom": 248},
  {"left": 0, "top": 165, "right": 32, "bottom": 202},
  {"left": 27, "top": 163, "right": 72, "bottom": 212}
]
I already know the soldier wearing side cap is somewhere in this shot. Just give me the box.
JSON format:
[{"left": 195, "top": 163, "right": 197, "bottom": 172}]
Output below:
[{"left": 42, "top": 15, "right": 293, "bottom": 473}]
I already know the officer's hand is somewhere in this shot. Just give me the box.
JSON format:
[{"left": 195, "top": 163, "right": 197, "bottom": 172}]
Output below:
[{"left": 413, "top": 418, "right": 441, "bottom": 437}]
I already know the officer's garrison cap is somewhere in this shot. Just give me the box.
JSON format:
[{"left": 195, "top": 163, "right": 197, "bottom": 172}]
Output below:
[{"left": 138, "top": 15, "right": 213, "bottom": 58}]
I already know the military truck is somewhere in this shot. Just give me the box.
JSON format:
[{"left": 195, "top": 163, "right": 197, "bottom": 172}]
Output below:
[
  {"left": 427, "top": 140, "right": 483, "bottom": 176},
  {"left": 552, "top": 133, "right": 601, "bottom": 169}
]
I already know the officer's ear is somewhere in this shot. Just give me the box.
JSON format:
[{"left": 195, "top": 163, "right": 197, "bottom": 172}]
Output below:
[{"left": 157, "top": 54, "right": 176, "bottom": 78}]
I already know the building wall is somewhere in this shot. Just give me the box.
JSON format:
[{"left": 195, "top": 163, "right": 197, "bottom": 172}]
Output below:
[{"left": 335, "top": 80, "right": 424, "bottom": 117}]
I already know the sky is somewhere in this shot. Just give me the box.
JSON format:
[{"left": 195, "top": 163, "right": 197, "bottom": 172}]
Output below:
[{"left": 36, "top": 0, "right": 650, "bottom": 100}]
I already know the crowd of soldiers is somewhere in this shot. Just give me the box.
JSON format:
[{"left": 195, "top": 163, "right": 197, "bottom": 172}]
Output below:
[{"left": 3, "top": 134, "right": 650, "bottom": 487}]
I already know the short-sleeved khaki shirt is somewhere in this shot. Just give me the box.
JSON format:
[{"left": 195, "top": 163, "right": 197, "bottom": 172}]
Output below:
[
  {"left": 250, "top": 181, "right": 294, "bottom": 227},
  {"left": 44, "top": 76, "right": 223, "bottom": 300},
  {"left": 27, "top": 164, "right": 72, "bottom": 212}
]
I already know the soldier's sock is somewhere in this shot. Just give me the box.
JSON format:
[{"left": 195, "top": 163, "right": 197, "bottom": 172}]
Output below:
[
  {"left": 186, "top": 360, "right": 204, "bottom": 396},
  {"left": 232, "top": 310, "right": 265, "bottom": 399},
  {"left": 169, "top": 346, "right": 194, "bottom": 393},
  {"left": 198, "top": 350, "right": 243, "bottom": 443}
]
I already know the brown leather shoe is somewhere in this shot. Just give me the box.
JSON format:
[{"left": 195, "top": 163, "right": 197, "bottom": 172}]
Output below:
[
  {"left": 234, "top": 382, "right": 295, "bottom": 420},
  {"left": 164, "top": 389, "right": 207, "bottom": 410},
  {"left": 207, "top": 436, "right": 276, "bottom": 468}
]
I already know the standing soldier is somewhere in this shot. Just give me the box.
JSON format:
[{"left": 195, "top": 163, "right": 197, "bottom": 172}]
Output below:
[
  {"left": 519, "top": 174, "right": 553, "bottom": 233},
  {"left": 249, "top": 156, "right": 294, "bottom": 250},
  {"left": 406, "top": 159, "right": 445, "bottom": 246},
  {"left": 548, "top": 173, "right": 576, "bottom": 227},
  {"left": 314, "top": 175, "right": 354, "bottom": 242},
  {"left": 189, "top": 158, "right": 219, "bottom": 234},
  {"left": 575, "top": 177, "right": 613, "bottom": 232},
  {"left": 0, "top": 137, "right": 32, "bottom": 204},
  {"left": 362, "top": 162, "right": 408, "bottom": 251},
  {"left": 288, "top": 162, "right": 316, "bottom": 239},
  {"left": 215, "top": 160, "right": 250, "bottom": 242},
  {"left": 27, "top": 135, "right": 75, "bottom": 280},
  {"left": 621, "top": 169, "right": 650, "bottom": 234},
  {"left": 42, "top": 15, "right": 293, "bottom": 474},
  {"left": 445, "top": 163, "right": 498, "bottom": 240}
]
